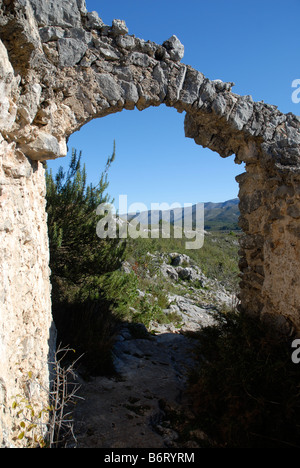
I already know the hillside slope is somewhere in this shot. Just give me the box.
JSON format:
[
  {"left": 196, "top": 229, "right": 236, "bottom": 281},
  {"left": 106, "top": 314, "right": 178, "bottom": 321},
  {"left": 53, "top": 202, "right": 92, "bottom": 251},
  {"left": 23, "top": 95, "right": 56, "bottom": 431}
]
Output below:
[{"left": 123, "top": 198, "right": 240, "bottom": 231}]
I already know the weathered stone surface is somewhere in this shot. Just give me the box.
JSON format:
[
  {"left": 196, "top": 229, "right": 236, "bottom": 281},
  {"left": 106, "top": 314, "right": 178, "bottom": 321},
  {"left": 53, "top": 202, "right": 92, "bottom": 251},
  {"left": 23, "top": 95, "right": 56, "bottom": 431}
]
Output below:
[
  {"left": 86, "top": 11, "right": 104, "bottom": 30},
  {"left": 73, "top": 328, "right": 199, "bottom": 448},
  {"left": 1, "top": 0, "right": 300, "bottom": 447},
  {"left": 29, "top": 0, "right": 82, "bottom": 27},
  {"left": 163, "top": 35, "right": 184, "bottom": 61},
  {"left": 116, "top": 34, "right": 136, "bottom": 50},
  {"left": 230, "top": 95, "right": 254, "bottom": 130},
  {"left": 111, "top": 19, "right": 128, "bottom": 36},
  {"left": 18, "top": 82, "right": 42, "bottom": 124},
  {"left": 0, "top": 139, "right": 55, "bottom": 447},
  {"left": 0, "top": 41, "right": 18, "bottom": 131},
  {"left": 57, "top": 37, "right": 88, "bottom": 66},
  {"left": 38, "top": 26, "right": 64, "bottom": 42},
  {"left": 179, "top": 68, "right": 204, "bottom": 106},
  {"left": 97, "top": 73, "right": 122, "bottom": 103},
  {"left": 20, "top": 130, "right": 66, "bottom": 160}
]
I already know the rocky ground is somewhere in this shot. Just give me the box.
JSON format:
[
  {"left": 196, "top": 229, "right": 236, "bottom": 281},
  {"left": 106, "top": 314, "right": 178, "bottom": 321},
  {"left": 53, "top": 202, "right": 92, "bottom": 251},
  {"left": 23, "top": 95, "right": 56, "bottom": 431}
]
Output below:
[{"left": 70, "top": 252, "right": 237, "bottom": 448}]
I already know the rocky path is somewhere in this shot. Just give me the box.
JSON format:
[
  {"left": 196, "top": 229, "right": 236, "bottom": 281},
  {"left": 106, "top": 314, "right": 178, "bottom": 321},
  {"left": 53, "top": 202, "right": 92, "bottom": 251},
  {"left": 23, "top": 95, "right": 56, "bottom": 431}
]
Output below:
[
  {"left": 71, "top": 252, "right": 236, "bottom": 448},
  {"left": 72, "top": 323, "right": 205, "bottom": 448}
]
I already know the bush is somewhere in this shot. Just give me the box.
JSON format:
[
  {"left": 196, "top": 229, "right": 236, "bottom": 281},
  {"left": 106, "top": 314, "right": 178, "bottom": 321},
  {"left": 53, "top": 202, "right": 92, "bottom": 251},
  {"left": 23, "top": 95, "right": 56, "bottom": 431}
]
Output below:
[
  {"left": 53, "top": 299, "right": 119, "bottom": 376},
  {"left": 46, "top": 144, "right": 125, "bottom": 305},
  {"left": 186, "top": 311, "right": 300, "bottom": 447},
  {"left": 46, "top": 145, "right": 127, "bottom": 375},
  {"left": 124, "top": 231, "right": 240, "bottom": 293}
]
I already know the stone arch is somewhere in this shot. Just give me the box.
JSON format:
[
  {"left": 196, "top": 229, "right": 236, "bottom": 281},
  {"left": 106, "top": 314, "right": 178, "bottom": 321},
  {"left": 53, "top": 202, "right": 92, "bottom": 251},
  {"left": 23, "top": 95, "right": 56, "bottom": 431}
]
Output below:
[
  {"left": 1, "top": 0, "right": 300, "bottom": 446},
  {"left": 5, "top": 0, "right": 300, "bottom": 327}
]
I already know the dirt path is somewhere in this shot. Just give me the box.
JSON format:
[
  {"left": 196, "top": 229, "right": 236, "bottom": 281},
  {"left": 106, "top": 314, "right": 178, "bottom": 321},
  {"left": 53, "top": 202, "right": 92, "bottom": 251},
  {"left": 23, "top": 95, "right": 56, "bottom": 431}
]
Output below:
[{"left": 72, "top": 325, "right": 202, "bottom": 448}]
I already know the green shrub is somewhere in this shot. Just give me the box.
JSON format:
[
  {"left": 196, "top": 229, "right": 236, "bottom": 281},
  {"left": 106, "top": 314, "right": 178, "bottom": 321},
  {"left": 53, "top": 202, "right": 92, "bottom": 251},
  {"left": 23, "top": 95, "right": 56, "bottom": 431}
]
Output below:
[
  {"left": 131, "top": 296, "right": 167, "bottom": 329},
  {"left": 124, "top": 231, "right": 240, "bottom": 293},
  {"left": 186, "top": 311, "right": 300, "bottom": 447},
  {"left": 99, "top": 270, "right": 139, "bottom": 319},
  {"left": 53, "top": 299, "right": 119, "bottom": 376},
  {"left": 46, "top": 145, "right": 128, "bottom": 375}
]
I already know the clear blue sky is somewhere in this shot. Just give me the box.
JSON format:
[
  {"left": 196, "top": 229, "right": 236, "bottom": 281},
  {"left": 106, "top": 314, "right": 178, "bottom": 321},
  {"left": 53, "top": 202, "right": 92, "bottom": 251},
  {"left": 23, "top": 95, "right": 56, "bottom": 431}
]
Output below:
[{"left": 47, "top": 0, "right": 300, "bottom": 212}]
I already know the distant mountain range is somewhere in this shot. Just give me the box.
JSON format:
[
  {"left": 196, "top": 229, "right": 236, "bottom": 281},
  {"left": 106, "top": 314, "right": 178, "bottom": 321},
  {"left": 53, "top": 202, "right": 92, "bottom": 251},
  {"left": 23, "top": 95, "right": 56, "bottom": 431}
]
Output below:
[
  {"left": 122, "top": 198, "right": 240, "bottom": 231},
  {"left": 202, "top": 198, "right": 240, "bottom": 231}
]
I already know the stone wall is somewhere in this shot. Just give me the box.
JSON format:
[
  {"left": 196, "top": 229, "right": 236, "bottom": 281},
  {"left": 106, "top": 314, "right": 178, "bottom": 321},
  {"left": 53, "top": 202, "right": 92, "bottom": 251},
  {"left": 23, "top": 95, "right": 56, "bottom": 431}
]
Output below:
[
  {"left": 0, "top": 0, "right": 300, "bottom": 446},
  {"left": 0, "top": 139, "right": 55, "bottom": 446},
  {"left": 236, "top": 142, "right": 300, "bottom": 333}
]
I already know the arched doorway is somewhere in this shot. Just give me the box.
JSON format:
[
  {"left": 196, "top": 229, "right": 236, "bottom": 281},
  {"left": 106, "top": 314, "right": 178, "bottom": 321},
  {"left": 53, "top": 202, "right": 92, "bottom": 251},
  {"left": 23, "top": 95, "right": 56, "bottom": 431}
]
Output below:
[{"left": 1, "top": 0, "right": 300, "bottom": 448}]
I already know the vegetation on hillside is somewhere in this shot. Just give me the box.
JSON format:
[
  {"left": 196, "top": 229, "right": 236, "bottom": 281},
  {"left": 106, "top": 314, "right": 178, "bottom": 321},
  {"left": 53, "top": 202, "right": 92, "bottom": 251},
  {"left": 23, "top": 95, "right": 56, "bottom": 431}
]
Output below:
[
  {"left": 203, "top": 199, "right": 240, "bottom": 231},
  {"left": 111, "top": 231, "right": 241, "bottom": 329},
  {"left": 124, "top": 230, "right": 240, "bottom": 291}
]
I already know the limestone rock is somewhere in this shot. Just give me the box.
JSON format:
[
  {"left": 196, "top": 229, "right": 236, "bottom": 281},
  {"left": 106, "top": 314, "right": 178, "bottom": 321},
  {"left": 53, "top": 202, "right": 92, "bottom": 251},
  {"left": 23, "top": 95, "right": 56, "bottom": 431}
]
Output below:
[
  {"left": 0, "top": 41, "right": 18, "bottom": 131},
  {"left": 179, "top": 68, "right": 204, "bottom": 105},
  {"left": 29, "top": 0, "right": 83, "bottom": 27},
  {"left": 20, "top": 131, "right": 66, "bottom": 160},
  {"left": 0, "top": 137, "right": 54, "bottom": 448},
  {"left": 97, "top": 73, "right": 122, "bottom": 103},
  {"left": 86, "top": 11, "right": 104, "bottom": 30},
  {"left": 169, "top": 252, "right": 191, "bottom": 266},
  {"left": 160, "top": 263, "right": 179, "bottom": 281},
  {"left": 163, "top": 35, "right": 184, "bottom": 61},
  {"left": 111, "top": 19, "right": 128, "bottom": 36},
  {"left": 39, "top": 26, "right": 65, "bottom": 42},
  {"left": 76, "top": 0, "right": 88, "bottom": 16},
  {"left": 57, "top": 37, "right": 88, "bottom": 66},
  {"left": 230, "top": 95, "right": 254, "bottom": 130},
  {"left": 18, "top": 83, "right": 42, "bottom": 125},
  {"left": 116, "top": 35, "right": 136, "bottom": 50}
]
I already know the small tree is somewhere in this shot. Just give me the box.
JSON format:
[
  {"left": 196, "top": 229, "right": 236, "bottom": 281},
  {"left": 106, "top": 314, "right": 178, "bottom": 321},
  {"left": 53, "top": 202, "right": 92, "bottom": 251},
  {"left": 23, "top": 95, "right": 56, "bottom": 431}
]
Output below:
[
  {"left": 46, "top": 142, "right": 124, "bottom": 304},
  {"left": 45, "top": 143, "right": 126, "bottom": 375}
]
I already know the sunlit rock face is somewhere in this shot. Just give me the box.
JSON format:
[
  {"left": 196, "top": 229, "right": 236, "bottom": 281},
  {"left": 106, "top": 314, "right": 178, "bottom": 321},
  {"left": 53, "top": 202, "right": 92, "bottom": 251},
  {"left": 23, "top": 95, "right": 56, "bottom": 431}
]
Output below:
[{"left": 0, "top": 0, "right": 300, "bottom": 446}]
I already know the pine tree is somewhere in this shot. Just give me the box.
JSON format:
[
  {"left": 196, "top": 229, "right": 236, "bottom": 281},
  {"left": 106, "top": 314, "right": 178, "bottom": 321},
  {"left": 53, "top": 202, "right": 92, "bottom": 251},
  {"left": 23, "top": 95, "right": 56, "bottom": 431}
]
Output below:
[
  {"left": 45, "top": 142, "right": 124, "bottom": 304},
  {"left": 45, "top": 143, "right": 126, "bottom": 374}
]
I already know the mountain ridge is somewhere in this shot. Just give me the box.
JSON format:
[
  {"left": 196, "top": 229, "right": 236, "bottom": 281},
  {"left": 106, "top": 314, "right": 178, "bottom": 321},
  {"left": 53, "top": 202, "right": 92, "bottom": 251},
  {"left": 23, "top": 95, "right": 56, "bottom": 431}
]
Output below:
[{"left": 121, "top": 198, "right": 240, "bottom": 231}]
